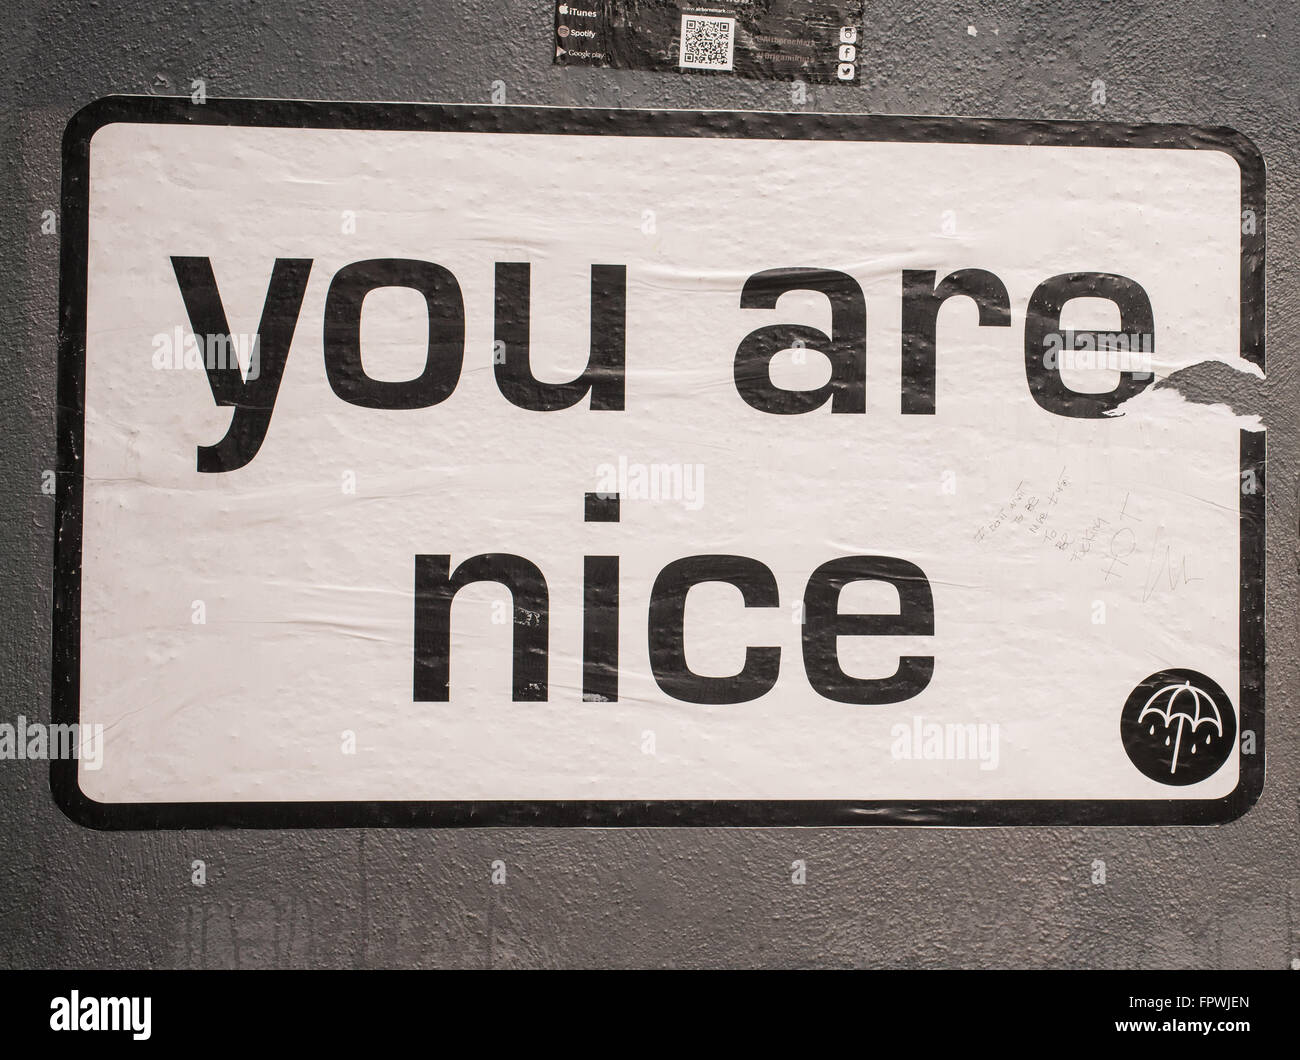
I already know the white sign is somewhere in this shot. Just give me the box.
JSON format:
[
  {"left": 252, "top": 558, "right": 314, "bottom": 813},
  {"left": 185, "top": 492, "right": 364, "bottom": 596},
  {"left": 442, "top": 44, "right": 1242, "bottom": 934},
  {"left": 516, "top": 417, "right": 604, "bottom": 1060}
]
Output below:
[{"left": 54, "top": 98, "right": 1265, "bottom": 826}]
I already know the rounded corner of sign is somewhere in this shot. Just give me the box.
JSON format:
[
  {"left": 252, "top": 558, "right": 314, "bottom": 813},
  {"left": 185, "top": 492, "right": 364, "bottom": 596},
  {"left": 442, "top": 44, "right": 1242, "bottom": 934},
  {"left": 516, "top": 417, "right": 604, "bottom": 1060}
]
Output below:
[
  {"left": 62, "top": 96, "right": 139, "bottom": 158},
  {"left": 1198, "top": 125, "right": 1266, "bottom": 185},
  {"left": 50, "top": 762, "right": 119, "bottom": 831},
  {"left": 63, "top": 97, "right": 113, "bottom": 147},
  {"left": 1194, "top": 768, "right": 1264, "bottom": 826}
]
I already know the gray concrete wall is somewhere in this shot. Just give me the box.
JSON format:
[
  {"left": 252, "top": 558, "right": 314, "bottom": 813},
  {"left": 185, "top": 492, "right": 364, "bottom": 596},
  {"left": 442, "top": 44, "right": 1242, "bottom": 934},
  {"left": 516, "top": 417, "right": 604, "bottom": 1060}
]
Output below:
[{"left": 1, "top": 0, "right": 1296, "bottom": 968}]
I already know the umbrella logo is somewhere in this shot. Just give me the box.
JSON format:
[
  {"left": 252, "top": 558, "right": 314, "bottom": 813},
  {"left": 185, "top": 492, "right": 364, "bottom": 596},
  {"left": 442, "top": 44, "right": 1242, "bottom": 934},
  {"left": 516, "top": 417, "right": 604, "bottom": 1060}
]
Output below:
[{"left": 1121, "top": 669, "right": 1235, "bottom": 786}]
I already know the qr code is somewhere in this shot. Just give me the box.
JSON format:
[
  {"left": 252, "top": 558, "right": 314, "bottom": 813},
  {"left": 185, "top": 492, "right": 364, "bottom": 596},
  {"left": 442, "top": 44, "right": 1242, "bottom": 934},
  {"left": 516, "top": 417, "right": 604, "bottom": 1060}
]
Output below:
[{"left": 680, "top": 14, "right": 736, "bottom": 71}]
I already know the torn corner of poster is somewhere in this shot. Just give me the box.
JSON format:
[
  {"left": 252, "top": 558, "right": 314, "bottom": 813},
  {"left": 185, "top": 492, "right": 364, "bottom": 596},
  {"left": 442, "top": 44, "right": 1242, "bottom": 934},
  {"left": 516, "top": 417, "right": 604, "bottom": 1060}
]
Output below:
[
  {"left": 553, "top": 0, "right": 865, "bottom": 84},
  {"left": 1114, "top": 356, "right": 1267, "bottom": 432}
]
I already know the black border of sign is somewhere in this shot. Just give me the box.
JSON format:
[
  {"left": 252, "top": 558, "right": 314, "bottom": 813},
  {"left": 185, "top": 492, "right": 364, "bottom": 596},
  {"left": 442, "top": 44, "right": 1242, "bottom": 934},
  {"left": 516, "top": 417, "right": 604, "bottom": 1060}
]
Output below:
[{"left": 53, "top": 95, "right": 1266, "bottom": 829}]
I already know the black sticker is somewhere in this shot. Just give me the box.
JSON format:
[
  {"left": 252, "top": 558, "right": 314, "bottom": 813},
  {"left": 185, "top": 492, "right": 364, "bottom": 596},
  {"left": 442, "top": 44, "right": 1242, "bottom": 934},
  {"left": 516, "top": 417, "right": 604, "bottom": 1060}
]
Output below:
[
  {"left": 1121, "top": 669, "right": 1236, "bottom": 786},
  {"left": 553, "top": 0, "right": 864, "bottom": 83}
]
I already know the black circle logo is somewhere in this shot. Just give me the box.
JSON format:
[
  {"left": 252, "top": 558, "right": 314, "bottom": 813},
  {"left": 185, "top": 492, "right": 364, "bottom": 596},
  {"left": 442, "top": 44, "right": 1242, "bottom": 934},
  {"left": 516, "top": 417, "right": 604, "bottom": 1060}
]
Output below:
[{"left": 1121, "top": 669, "right": 1235, "bottom": 786}]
